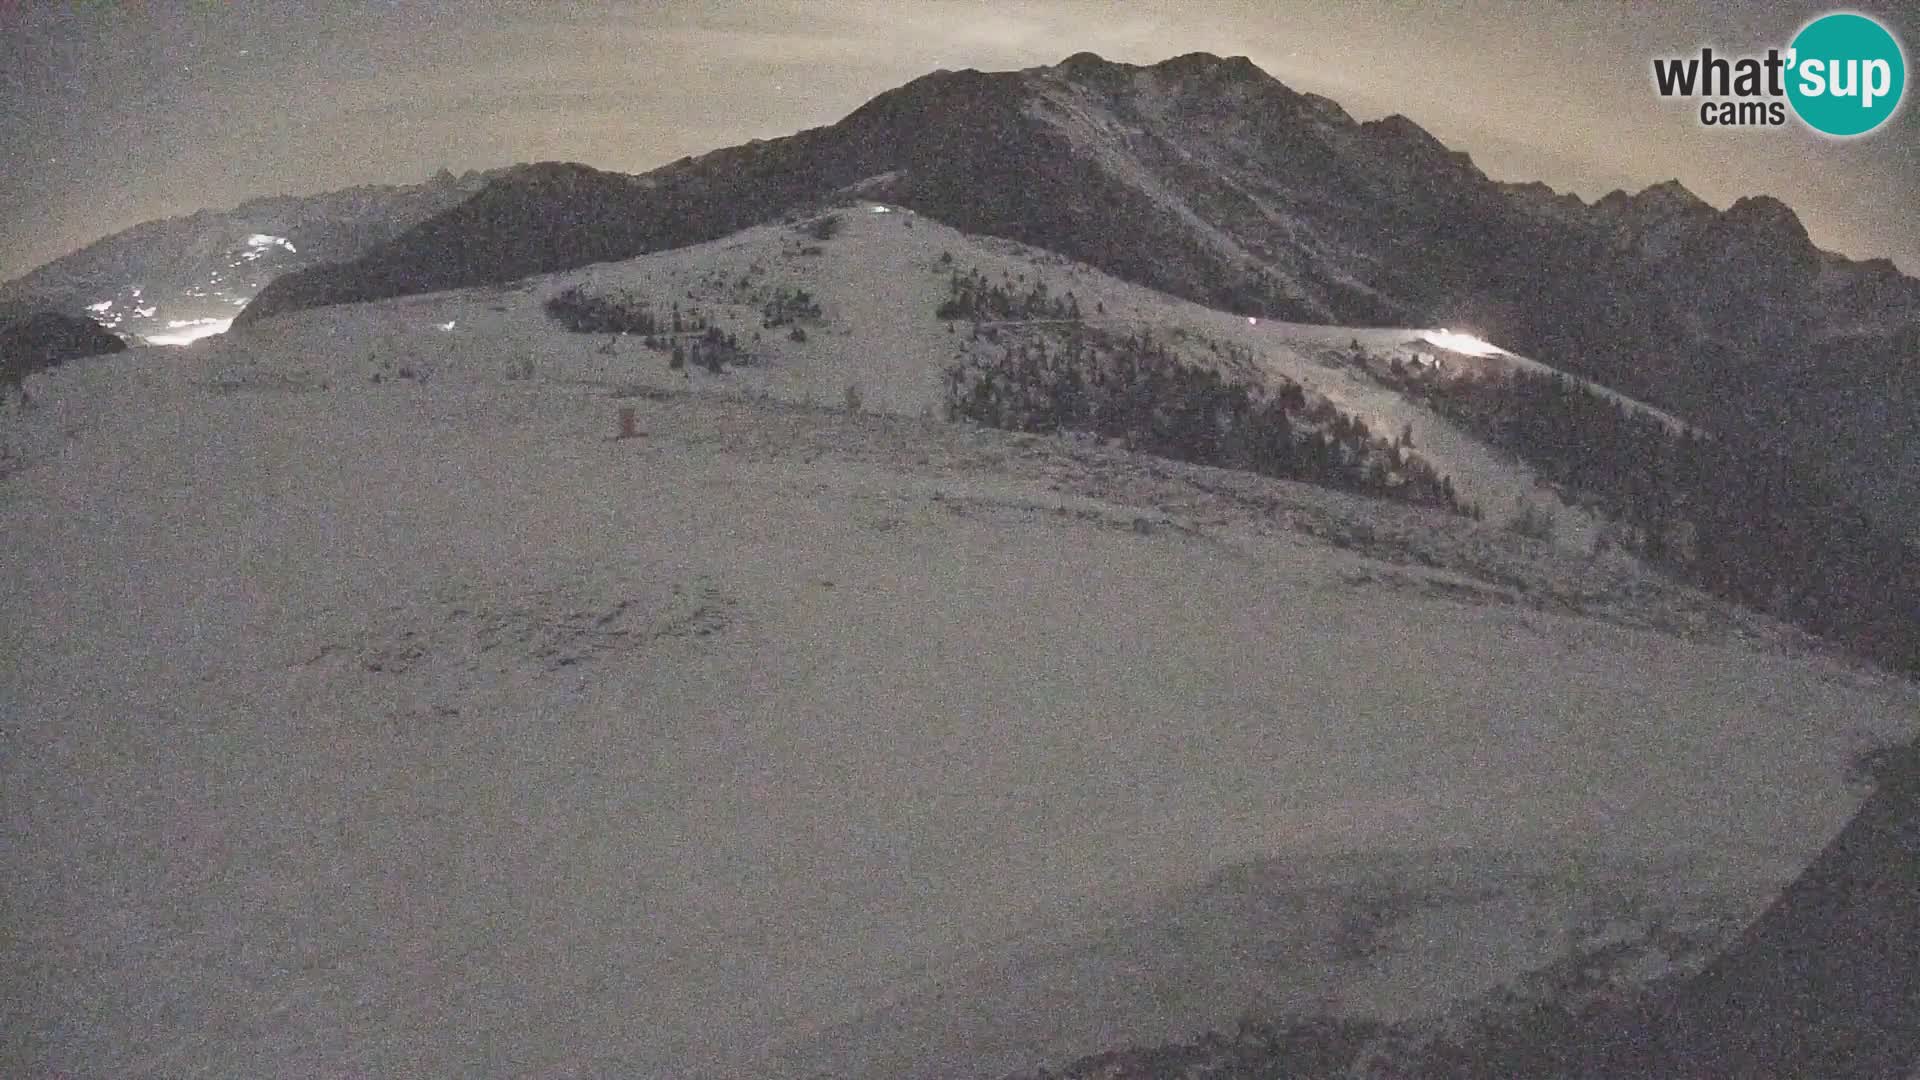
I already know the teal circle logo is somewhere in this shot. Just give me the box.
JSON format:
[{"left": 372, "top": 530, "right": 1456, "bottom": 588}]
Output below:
[{"left": 1787, "top": 12, "right": 1906, "bottom": 136}]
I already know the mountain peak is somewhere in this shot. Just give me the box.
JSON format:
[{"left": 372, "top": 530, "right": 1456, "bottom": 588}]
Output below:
[
  {"left": 1058, "top": 50, "right": 1110, "bottom": 69},
  {"left": 1724, "top": 193, "right": 1801, "bottom": 226},
  {"left": 1633, "top": 179, "right": 1711, "bottom": 212},
  {"left": 1367, "top": 113, "right": 1435, "bottom": 141},
  {"left": 1361, "top": 113, "right": 1476, "bottom": 171},
  {"left": 1156, "top": 51, "right": 1261, "bottom": 72},
  {"left": 1721, "top": 194, "right": 1813, "bottom": 250},
  {"left": 1050, "top": 50, "right": 1134, "bottom": 90},
  {"left": 1051, "top": 50, "right": 1268, "bottom": 84},
  {"left": 1593, "top": 180, "right": 1715, "bottom": 229}
]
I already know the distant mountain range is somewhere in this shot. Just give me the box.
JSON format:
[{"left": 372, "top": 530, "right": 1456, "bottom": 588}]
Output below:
[
  {"left": 9, "top": 51, "right": 1917, "bottom": 529},
  {"left": 0, "top": 169, "right": 498, "bottom": 344}
]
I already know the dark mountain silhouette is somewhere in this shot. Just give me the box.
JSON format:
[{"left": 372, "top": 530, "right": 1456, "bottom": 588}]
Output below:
[
  {"left": 236, "top": 52, "right": 1920, "bottom": 344},
  {"left": 0, "top": 308, "right": 126, "bottom": 386},
  {"left": 1668, "top": 752, "right": 1920, "bottom": 1078},
  {"left": 1566, "top": 742, "right": 1920, "bottom": 1079}
]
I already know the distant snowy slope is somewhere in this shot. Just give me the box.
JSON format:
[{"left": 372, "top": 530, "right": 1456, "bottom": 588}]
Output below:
[{"left": 217, "top": 205, "right": 1610, "bottom": 543}]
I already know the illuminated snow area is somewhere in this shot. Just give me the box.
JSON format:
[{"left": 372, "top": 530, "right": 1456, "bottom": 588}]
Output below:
[
  {"left": 145, "top": 317, "right": 233, "bottom": 346},
  {"left": 1419, "top": 328, "right": 1503, "bottom": 356}
]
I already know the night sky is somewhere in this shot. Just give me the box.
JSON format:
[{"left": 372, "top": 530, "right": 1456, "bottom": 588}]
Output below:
[{"left": 3, "top": 0, "right": 1917, "bottom": 281}]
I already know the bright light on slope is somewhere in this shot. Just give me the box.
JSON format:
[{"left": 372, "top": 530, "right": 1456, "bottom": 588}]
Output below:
[
  {"left": 1420, "top": 328, "right": 1502, "bottom": 357},
  {"left": 87, "top": 300, "right": 114, "bottom": 313},
  {"left": 246, "top": 233, "right": 297, "bottom": 253},
  {"left": 146, "top": 317, "right": 233, "bottom": 346}
]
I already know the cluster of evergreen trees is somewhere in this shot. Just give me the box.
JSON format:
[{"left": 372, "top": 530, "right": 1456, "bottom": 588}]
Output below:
[
  {"left": 761, "top": 286, "right": 821, "bottom": 328},
  {"left": 660, "top": 324, "right": 746, "bottom": 375},
  {"left": 545, "top": 288, "right": 750, "bottom": 373},
  {"left": 1414, "top": 364, "right": 1920, "bottom": 673},
  {"left": 545, "top": 288, "right": 731, "bottom": 341},
  {"left": 936, "top": 266, "right": 1082, "bottom": 322},
  {"left": 544, "top": 286, "right": 663, "bottom": 335},
  {"left": 943, "top": 325, "right": 1473, "bottom": 517}
]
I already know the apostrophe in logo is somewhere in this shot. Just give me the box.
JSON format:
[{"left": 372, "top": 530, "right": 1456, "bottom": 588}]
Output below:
[
  {"left": 1786, "top": 12, "right": 1906, "bottom": 136},
  {"left": 1651, "top": 11, "right": 1907, "bottom": 137}
]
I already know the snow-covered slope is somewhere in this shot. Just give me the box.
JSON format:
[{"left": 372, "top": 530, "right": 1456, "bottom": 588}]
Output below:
[
  {"left": 202, "top": 205, "right": 1628, "bottom": 548},
  {"left": 4, "top": 227, "right": 1917, "bottom": 1078}
]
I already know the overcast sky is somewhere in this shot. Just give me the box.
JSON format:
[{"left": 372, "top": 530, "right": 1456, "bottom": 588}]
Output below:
[{"left": 3, "top": 0, "right": 1916, "bottom": 280}]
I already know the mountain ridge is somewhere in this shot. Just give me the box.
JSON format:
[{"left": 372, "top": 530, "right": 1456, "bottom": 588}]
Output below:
[
  {"left": 0, "top": 170, "right": 500, "bottom": 342},
  {"left": 236, "top": 51, "right": 1918, "bottom": 339},
  {"left": 15, "top": 49, "right": 1919, "bottom": 527}
]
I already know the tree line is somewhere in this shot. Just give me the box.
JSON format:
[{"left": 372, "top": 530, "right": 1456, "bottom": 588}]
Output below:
[
  {"left": 544, "top": 287, "right": 751, "bottom": 373},
  {"left": 1411, "top": 361, "right": 1920, "bottom": 673},
  {"left": 943, "top": 323, "right": 1475, "bottom": 518},
  {"left": 936, "top": 265, "right": 1083, "bottom": 322}
]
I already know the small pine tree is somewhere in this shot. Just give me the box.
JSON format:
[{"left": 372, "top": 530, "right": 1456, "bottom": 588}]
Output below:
[{"left": 1508, "top": 497, "right": 1557, "bottom": 542}]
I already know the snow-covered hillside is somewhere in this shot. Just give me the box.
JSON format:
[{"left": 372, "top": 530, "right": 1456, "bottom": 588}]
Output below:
[
  {"left": 197, "top": 206, "right": 1624, "bottom": 547},
  {"left": 6, "top": 210, "right": 1917, "bottom": 1079}
]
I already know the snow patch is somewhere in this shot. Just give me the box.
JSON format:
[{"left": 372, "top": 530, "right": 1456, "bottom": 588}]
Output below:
[{"left": 146, "top": 317, "right": 233, "bottom": 346}]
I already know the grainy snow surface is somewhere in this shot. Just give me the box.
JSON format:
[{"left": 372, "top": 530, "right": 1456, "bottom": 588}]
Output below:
[{"left": 5, "top": 210, "right": 1916, "bottom": 1079}]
